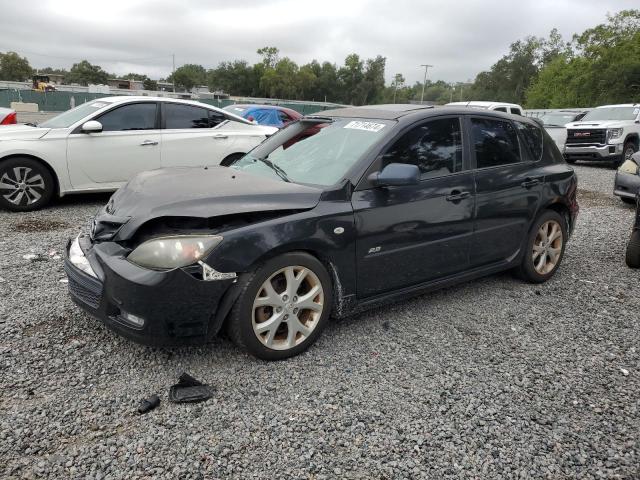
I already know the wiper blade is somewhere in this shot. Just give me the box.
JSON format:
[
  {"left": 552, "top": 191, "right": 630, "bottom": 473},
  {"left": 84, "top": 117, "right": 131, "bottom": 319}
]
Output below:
[{"left": 255, "top": 157, "right": 290, "bottom": 182}]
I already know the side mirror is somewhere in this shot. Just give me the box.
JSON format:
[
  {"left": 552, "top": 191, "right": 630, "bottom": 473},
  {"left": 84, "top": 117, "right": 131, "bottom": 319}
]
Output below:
[
  {"left": 368, "top": 163, "right": 420, "bottom": 187},
  {"left": 81, "top": 120, "right": 103, "bottom": 133}
]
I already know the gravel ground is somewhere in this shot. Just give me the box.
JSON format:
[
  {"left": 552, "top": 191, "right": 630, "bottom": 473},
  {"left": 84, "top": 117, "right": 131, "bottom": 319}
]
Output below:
[{"left": 0, "top": 164, "right": 638, "bottom": 479}]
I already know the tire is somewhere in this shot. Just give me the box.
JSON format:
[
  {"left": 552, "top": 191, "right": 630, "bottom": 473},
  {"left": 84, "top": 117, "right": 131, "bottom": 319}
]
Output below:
[
  {"left": 626, "top": 231, "right": 640, "bottom": 268},
  {"left": 226, "top": 252, "right": 333, "bottom": 360},
  {"left": 621, "top": 197, "right": 637, "bottom": 205},
  {"left": 515, "top": 210, "right": 568, "bottom": 283},
  {"left": 0, "top": 157, "right": 55, "bottom": 211},
  {"left": 220, "top": 153, "right": 245, "bottom": 167}
]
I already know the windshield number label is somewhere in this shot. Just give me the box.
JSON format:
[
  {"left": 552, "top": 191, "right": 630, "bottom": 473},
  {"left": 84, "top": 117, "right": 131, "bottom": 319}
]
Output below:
[{"left": 344, "top": 121, "right": 385, "bottom": 132}]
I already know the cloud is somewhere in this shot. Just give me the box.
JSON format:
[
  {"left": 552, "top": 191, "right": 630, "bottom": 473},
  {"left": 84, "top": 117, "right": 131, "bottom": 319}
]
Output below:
[{"left": 0, "top": 0, "right": 633, "bottom": 83}]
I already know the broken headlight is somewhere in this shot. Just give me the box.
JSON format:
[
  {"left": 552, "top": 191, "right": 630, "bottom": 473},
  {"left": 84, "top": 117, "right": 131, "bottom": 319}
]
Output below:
[
  {"left": 127, "top": 235, "right": 223, "bottom": 270},
  {"left": 619, "top": 160, "right": 639, "bottom": 175}
]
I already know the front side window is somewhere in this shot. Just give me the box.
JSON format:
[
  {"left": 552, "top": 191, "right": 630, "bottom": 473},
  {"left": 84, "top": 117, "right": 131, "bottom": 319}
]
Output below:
[
  {"left": 164, "top": 103, "right": 210, "bottom": 129},
  {"left": 516, "top": 121, "right": 543, "bottom": 161},
  {"left": 511, "top": 108, "right": 523, "bottom": 116},
  {"left": 209, "top": 110, "right": 226, "bottom": 127},
  {"left": 382, "top": 117, "right": 463, "bottom": 179},
  {"left": 278, "top": 110, "right": 292, "bottom": 123},
  {"left": 97, "top": 103, "right": 157, "bottom": 132},
  {"left": 471, "top": 117, "right": 521, "bottom": 168}
]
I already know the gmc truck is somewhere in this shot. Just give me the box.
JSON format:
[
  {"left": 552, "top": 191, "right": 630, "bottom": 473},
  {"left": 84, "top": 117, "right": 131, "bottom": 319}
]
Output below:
[{"left": 564, "top": 104, "right": 640, "bottom": 166}]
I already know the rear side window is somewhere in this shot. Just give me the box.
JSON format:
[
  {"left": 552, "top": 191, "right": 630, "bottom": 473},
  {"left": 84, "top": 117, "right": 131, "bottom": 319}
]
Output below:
[
  {"left": 511, "top": 108, "right": 523, "bottom": 116},
  {"left": 471, "top": 117, "right": 521, "bottom": 168},
  {"left": 164, "top": 103, "right": 210, "bottom": 129},
  {"left": 515, "top": 121, "right": 543, "bottom": 161},
  {"left": 209, "top": 110, "right": 226, "bottom": 127},
  {"left": 494, "top": 107, "right": 508, "bottom": 113},
  {"left": 383, "top": 117, "right": 463, "bottom": 179}
]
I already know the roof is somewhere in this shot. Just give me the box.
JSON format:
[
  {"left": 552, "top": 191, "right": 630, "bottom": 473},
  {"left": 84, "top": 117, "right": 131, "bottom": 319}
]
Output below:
[
  {"left": 595, "top": 104, "right": 639, "bottom": 108},
  {"left": 316, "top": 104, "right": 435, "bottom": 120}
]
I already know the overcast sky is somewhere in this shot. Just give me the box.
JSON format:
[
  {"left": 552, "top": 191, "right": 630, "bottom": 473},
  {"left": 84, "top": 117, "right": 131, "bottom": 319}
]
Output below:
[{"left": 1, "top": 0, "right": 636, "bottom": 84}]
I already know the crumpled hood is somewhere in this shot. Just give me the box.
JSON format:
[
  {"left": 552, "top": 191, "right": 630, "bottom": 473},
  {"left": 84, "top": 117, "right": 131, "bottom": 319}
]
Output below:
[
  {"left": 566, "top": 121, "right": 628, "bottom": 129},
  {"left": 0, "top": 125, "right": 51, "bottom": 140},
  {"left": 106, "top": 166, "right": 322, "bottom": 240}
]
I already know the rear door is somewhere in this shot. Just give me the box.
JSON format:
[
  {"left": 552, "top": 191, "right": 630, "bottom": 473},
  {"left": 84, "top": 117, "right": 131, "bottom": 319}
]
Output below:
[
  {"left": 467, "top": 115, "right": 543, "bottom": 267},
  {"left": 352, "top": 115, "right": 475, "bottom": 297},
  {"left": 66, "top": 102, "right": 160, "bottom": 188},
  {"left": 160, "top": 103, "right": 236, "bottom": 167}
]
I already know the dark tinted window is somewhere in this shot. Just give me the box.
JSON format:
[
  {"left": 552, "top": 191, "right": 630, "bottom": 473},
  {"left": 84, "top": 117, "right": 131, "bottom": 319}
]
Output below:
[
  {"left": 471, "top": 118, "right": 521, "bottom": 168},
  {"left": 98, "top": 103, "right": 157, "bottom": 131},
  {"left": 511, "top": 108, "right": 523, "bottom": 116},
  {"left": 515, "top": 121, "right": 543, "bottom": 161},
  {"left": 494, "top": 107, "right": 508, "bottom": 112},
  {"left": 209, "top": 110, "right": 226, "bottom": 127},
  {"left": 278, "top": 110, "right": 292, "bottom": 123},
  {"left": 164, "top": 103, "right": 210, "bottom": 129},
  {"left": 383, "top": 117, "right": 463, "bottom": 179}
]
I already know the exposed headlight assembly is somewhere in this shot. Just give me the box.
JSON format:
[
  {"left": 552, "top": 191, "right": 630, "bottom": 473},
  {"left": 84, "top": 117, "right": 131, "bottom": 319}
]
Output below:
[
  {"left": 607, "top": 128, "right": 624, "bottom": 141},
  {"left": 619, "top": 159, "right": 639, "bottom": 175},
  {"left": 128, "top": 235, "right": 223, "bottom": 270}
]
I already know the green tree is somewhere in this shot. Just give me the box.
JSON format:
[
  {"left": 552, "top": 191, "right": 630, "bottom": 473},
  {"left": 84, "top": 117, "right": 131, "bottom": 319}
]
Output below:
[
  {"left": 338, "top": 53, "right": 364, "bottom": 104},
  {"left": 0, "top": 51, "right": 33, "bottom": 81},
  {"left": 143, "top": 78, "right": 158, "bottom": 91},
  {"left": 66, "top": 60, "right": 109, "bottom": 86},
  {"left": 168, "top": 64, "right": 207, "bottom": 91},
  {"left": 257, "top": 47, "right": 279, "bottom": 69}
]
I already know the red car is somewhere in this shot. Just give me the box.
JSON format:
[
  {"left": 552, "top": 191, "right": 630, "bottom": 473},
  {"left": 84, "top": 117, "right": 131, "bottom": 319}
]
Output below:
[{"left": 0, "top": 107, "right": 17, "bottom": 125}]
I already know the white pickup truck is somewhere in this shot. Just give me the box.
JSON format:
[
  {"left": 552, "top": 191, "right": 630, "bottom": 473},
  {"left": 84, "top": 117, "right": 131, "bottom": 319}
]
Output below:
[{"left": 564, "top": 104, "right": 640, "bottom": 166}]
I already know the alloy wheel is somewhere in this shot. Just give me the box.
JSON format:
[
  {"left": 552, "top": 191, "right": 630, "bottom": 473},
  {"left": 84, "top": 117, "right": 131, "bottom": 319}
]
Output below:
[
  {"left": 0, "top": 166, "right": 46, "bottom": 206},
  {"left": 252, "top": 265, "right": 324, "bottom": 350},
  {"left": 624, "top": 146, "right": 635, "bottom": 162},
  {"left": 532, "top": 220, "right": 563, "bottom": 275}
]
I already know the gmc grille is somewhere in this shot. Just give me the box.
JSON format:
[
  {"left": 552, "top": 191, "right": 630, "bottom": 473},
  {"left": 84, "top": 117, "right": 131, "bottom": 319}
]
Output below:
[{"left": 566, "top": 128, "right": 606, "bottom": 145}]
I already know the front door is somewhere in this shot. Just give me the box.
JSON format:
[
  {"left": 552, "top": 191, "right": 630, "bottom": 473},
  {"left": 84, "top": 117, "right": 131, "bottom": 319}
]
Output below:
[
  {"left": 467, "top": 115, "right": 543, "bottom": 267},
  {"left": 353, "top": 115, "right": 475, "bottom": 298},
  {"left": 66, "top": 102, "right": 160, "bottom": 189}
]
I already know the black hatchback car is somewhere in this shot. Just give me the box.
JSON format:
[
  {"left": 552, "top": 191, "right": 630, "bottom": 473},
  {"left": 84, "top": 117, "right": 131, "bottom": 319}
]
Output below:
[{"left": 65, "top": 104, "right": 578, "bottom": 360}]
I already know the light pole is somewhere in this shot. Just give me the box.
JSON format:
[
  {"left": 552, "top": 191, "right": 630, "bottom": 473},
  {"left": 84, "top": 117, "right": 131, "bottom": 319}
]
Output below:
[{"left": 420, "top": 64, "right": 433, "bottom": 104}]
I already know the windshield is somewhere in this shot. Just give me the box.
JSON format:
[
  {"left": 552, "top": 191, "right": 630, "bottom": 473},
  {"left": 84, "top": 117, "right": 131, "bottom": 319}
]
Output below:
[
  {"left": 581, "top": 107, "right": 639, "bottom": 122},
  {"left": 540, "top": 113, "right": 577, "bottom": 126},
  {"left": 231, "top": 118, "right": 392, "bottom": 186},
  {"left": 39, "top": 100, "right": 111, "bottom": 128}
]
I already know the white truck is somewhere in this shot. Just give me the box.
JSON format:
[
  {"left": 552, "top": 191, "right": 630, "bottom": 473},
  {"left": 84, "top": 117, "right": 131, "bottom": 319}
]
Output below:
[{"left": 564, "top": 104, "right": 640, "bottom": 166}]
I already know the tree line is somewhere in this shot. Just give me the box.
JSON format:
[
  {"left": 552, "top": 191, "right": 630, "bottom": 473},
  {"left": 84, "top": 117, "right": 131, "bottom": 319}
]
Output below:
[{"left": 1, "top": 9, "right": 637, "bottom": 107}]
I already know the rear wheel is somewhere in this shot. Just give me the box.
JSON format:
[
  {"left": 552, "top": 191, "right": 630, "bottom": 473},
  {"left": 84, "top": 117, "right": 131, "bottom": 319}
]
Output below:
[
  {"left": 626, "top": 231, "right": 640, "bottom": 268},
  {"left": 516, "top": 210, "right": 567, "bottom": 283},
  {"left": 226, "top": 252, "right": 333, "bottom": 360},
  {"left": 0, "top": 157, "right": 55, "bottom": 211}
]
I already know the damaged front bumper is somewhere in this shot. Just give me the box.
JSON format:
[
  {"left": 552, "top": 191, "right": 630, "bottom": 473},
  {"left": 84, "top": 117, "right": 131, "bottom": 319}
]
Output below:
[{"left": 64, "top": 235, "right": 238, "bottom": 346}]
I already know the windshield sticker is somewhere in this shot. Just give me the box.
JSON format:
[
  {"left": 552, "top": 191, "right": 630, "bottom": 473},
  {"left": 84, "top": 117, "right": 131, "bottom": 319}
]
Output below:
[{"left": 344, "top": 121, "right": 386, "bottom": 132}]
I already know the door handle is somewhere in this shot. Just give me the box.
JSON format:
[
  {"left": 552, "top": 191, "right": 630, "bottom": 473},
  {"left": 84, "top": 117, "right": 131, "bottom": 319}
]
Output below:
[
  {"left": 212, "top": 134, "right": 228, "bottom": 139},
  {"left": 140, "top": 140, "right": 158, "bottom": 146},
  {"left": 521, "top": 177, "right": 541, "bottom": 189},
  {"left": 445, "top": 190, "right": 471, "bottom": 202}
]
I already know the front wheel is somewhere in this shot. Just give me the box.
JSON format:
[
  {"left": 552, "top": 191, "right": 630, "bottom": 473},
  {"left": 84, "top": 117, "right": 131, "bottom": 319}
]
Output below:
[
  {"left": 226, "top": 252, "right": 333, "bottom": 360},
  {"left": 0, "top": 157, "right": 55, "bottom": 211},
  {"left": 623, "top": 141, "right": 638, "bottom": 163},
  {"left": 626, "top": 231, "right": 640, "bottom": 268},
  {"left": 515, "top": 210, "right": 568, "bottom": 283}
]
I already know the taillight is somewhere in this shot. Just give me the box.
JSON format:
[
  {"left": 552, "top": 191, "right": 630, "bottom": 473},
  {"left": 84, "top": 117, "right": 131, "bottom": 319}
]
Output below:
[{"left": 1, "top": 112, "right": 17, "bottom": 125}]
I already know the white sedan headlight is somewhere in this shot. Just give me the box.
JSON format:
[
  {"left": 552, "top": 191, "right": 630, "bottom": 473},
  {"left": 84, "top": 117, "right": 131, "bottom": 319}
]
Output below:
[
  {"left": 607, "top": 128, "right": 623, "bottom": 141},
  {"left": 127, "top": 235, "right": 223, "bottom": 270},
  {"left": 69, "top": 236, "right": 97, "bottom": 278},
  {"left": 619, "top": 159, "right": 639, "bottom": 175}
]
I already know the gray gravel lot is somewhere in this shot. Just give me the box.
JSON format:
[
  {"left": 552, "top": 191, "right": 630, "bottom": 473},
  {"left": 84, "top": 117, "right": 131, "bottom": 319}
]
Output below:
[{"left": 1, "top": 164, "right": 638, "bottom": 479}]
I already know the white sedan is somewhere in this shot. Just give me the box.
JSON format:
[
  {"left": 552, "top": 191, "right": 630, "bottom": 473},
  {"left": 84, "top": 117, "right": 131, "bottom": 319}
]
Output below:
[{"left": 0, "top": 96, "right": 277, "bottom": 211}]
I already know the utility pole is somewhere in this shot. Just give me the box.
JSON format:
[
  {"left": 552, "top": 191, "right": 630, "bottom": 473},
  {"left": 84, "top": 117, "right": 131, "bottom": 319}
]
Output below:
[
  {"left": 172, "top": 53, "right": 176, "bottom": 92},
  {"left": 420, "top": 64, "right": 433, "bottom": 104}
]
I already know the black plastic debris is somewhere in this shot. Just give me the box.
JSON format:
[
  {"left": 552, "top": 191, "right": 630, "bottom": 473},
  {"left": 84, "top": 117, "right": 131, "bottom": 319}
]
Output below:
[
  {"left": 137, "top": 394, "right": 160, "bottom": 414},
  {"left": 169, "top": 373, "right": 214, "bottom": 403}
]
